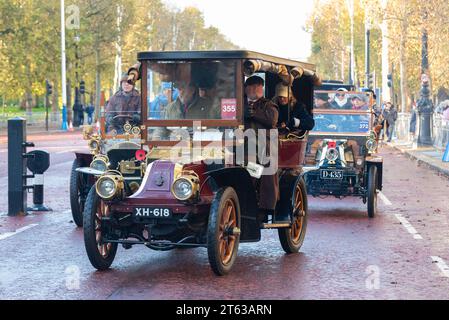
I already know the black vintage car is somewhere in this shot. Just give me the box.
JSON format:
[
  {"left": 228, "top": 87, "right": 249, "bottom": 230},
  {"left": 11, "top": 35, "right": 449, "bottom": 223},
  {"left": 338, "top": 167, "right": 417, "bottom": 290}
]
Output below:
[
  {"left": 303, "top": 90, "right": 383, "bottom": 218},
  {"left": 70, "top": 50, "right": 321, "bottom": 275}
]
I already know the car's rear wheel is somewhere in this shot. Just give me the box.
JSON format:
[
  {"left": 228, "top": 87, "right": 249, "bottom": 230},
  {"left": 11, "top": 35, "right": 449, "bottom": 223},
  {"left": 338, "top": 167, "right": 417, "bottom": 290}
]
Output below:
[
  {"left": 278, "top": 177, "right": 308, "bottom": 254},
  {"left": 207, "top": 187, "right": 241, "bottom": 276},
  {"left": 367, "top": 165, "right": 378, "bottom": 218},
  {"left": 83, "top": 186, "right": 117, "bottom": 270},
  {"left": 70, "top": 159, "right": 87, "bottom": 227}
]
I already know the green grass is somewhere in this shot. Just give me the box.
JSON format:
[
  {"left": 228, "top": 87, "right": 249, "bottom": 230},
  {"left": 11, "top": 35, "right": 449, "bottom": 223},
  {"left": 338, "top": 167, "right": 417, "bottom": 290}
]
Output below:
[{"left": 1, "top": 105, "right": 49, "bottom": 117}]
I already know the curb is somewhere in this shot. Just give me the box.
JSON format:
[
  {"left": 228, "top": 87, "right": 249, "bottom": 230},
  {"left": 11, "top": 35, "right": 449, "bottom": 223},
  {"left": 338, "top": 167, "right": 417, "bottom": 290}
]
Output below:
[{"left": 387, "top": 143, "right": 449, "bottom": 178}]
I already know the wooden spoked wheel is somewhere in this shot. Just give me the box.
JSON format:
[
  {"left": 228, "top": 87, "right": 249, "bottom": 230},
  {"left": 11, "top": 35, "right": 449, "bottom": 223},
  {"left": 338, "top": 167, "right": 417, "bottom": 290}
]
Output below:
[
  {"left": 278, "top": 177, "right": 308, "bottom": 254},
  {"left": 83, "top": 186, "right": 118, "bottom": 270},
  {"left": 207, "top": 187, "right": 241, "bottom": 276},
  {"left": 218, "top": 199, "right": 238, "bottom": 266}
]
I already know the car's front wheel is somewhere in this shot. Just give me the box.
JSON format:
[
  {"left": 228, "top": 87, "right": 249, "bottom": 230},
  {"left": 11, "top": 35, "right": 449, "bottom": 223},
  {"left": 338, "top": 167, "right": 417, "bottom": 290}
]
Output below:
[
  {"left": 70, "top": 159, "right": 87, "bottom": 227},
  {"left": 367, "top": 165, "right": 378, "bottom": 218},
  {"left": 278, "top": 177, "right": 308, "bottom": 254},
  {"left": 207, "top": 187, "right": 241, "bottom": 276},
  {"left": 83, "top": 186, "right": 117, "bottom": 270}
]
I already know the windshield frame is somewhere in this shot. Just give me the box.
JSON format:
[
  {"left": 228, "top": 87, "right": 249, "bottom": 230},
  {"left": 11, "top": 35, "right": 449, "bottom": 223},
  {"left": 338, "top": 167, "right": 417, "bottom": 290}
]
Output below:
[
  {"left": 311, "top": 90, "right": 375, "bottom": 137},
  {"left": 140, "top": 59, "right": 244, "bottom": 146}
]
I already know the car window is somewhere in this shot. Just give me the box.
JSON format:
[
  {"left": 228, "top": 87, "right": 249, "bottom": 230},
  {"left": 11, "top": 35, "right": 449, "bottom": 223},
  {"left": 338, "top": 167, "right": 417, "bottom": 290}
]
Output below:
[{"left": 312, "top": 90, "right": 373, "bottom": 134}]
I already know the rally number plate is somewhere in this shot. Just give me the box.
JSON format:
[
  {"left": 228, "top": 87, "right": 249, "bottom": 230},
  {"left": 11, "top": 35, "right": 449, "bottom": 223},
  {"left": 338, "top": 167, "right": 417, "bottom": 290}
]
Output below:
[
  {"left": 320, "top": 169, "right": 343, "bottom": 180},
  {"left": 133, "top": 207, "right": 172, "bottom": 219}
]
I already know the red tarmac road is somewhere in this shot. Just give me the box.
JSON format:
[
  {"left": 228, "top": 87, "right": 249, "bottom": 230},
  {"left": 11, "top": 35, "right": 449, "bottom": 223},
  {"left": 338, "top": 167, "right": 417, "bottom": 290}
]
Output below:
[{"left": 0, "top": 131, "right": 449, "bottom": 299}]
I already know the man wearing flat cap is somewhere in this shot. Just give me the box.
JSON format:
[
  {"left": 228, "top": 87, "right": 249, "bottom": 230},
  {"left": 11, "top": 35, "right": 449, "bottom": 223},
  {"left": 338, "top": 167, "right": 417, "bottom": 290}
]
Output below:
[
  {"left": 244, "top": 75, "right": 280, "bottom": 222},
  {"left": 105, "top": 73, "right": 141, "bottom": 133}
]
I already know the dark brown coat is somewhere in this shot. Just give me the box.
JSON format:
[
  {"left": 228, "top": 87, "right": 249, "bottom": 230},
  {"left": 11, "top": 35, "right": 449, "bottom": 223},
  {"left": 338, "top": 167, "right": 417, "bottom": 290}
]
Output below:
[
  {"left": 244, "top": 98, "right": 279, "bottom": 211},
  {"left": 105, "top": 89, "right": 141, "bottom": 132}
]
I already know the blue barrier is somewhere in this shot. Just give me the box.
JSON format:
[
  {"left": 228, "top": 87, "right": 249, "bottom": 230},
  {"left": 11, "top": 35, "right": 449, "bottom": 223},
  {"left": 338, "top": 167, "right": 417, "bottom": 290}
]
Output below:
[
  {"left": 61, "top": 105, "right": 68, "bottom": 131},
  {"left": 443, "top": 142, "right": 449, "bottom": 162}
]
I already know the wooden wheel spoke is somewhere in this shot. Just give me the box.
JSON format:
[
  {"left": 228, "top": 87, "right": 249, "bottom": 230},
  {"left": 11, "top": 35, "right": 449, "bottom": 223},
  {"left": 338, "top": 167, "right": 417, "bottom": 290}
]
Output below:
[{"left": 219, "top": 240, "right": 226, "bottom": 258}]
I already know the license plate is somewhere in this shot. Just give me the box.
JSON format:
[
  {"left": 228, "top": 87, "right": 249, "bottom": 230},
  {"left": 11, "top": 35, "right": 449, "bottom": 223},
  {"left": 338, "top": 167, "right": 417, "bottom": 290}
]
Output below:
[
  {"left": 133, "top": 207, "right": 172, "bottom": 219},
  {"left": 320, "top": 169, "right": 343, "bottom": 180}
]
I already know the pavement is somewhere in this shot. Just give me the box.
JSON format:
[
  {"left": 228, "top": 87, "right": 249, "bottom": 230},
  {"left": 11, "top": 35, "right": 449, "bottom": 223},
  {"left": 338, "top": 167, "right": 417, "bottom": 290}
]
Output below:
[
  {"left": 386, "top": 138, "right": 449, "bottom": 178},
  {"left": 1, "top": 132, "right": 449, "bottom": 299}
]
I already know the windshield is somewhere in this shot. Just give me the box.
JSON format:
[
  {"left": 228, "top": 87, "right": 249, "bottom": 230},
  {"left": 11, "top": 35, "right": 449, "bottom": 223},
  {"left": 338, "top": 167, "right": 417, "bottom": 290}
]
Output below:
[
  {"left": 147, "top": 60, "right": 238, "bottom": 120},
  {"left": 146, "top": 60, "right": 239, "bottom": 142},
  {"left": 312, "top": 91, "right": 373, "bottom": 134}
]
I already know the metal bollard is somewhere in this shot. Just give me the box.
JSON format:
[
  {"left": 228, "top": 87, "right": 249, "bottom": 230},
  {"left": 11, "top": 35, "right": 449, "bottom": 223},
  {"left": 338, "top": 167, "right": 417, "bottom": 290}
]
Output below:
[
  {"left": 26, "top": 150, "right": 51, "bottom": 212},
  {"left": 7, "top": 118, "right": 34, "bottom": 216}
]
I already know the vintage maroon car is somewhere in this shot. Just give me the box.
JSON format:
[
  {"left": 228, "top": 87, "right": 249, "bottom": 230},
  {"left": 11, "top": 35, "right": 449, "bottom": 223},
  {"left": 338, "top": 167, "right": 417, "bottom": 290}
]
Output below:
[{"left": 73, "top": 50, "right": 321, "bottom": 275}]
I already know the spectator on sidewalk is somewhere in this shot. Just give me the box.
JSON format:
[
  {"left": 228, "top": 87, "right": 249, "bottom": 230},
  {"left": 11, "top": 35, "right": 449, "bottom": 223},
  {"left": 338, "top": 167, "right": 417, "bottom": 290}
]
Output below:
[
  {"left": 382, "top": 102, "right": 398, "bottom": 142},
  {"left": 441, "top": 102, "right": 449, "bottom": 121},
  {"left": 85, "top": 104, "right": 95, "bottom": 125},
  {"left": 409, "top": 101, "right": 417, "bottom": 140}
]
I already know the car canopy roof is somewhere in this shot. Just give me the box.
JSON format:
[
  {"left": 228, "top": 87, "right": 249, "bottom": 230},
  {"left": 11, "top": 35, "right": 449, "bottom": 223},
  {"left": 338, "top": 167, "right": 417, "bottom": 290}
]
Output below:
[{"left": 137, "top": 50, "right": 316, "bottom": 72}]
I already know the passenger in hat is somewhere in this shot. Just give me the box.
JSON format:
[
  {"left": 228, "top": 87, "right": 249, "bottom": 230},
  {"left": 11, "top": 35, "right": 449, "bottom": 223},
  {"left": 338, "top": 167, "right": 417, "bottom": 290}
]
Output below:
[
  {"left": 105, "top": 72, "right": 141, "bottom": 133},
  {"left": 163, "top": 80, "right": 216, "bottom": 119},
  {"left": 314, "top": 92, "right": 331, "bottom": 109},
  {"left": 351, "top": 94, "right": 369, "bottom": 110},
  {"left": 330, "top": 88, "right": 352, "bottom": 109},
  {"left": 272, "top": 83, "right": 295, "bottom": 127},
  {"left": 149, "top": 82, "right": 176, "bottom": 119},
  {"left": 244, "top": 75, "right": 281, "bottom": 222},
  {"left": 283, "top": 77, "right": 315, "bottom": 133}
]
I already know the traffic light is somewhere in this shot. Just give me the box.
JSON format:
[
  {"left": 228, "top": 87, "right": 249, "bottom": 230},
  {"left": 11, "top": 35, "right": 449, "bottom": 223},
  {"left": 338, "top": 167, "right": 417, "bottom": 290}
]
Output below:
[
  {"left": 45, "top": 80, "right": 52, "bottom": 95},
  {"left": 80, "top": 80, "right": 85, "bottom": 95},
  {"left": 387, "top": 74, "right": 393, "bottom": 88},
  {"left": 368, "top": 73, "right": 374, "bottom": 89}
]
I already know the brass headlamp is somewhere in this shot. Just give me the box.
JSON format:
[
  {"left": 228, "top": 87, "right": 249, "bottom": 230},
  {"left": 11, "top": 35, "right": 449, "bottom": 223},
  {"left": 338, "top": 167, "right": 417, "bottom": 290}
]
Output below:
[
  {"left": 171, "top": 171, "right": 200, "bottom": 201},
  {"left": 96, "top": 171, "right": 125, "bottom": 200},
  {"left": 90, "top": 155, "right": 110, "bottom": 173}
]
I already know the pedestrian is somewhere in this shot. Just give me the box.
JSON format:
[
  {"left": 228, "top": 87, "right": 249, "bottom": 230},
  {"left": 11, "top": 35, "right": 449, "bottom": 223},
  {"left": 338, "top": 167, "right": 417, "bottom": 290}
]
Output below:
[
  {"left": 442, "top": 103, "right": 449, "bottom": 121},
  {"left": 382, "top": 102, "right": 398, "bottom": 142},
  {"left": 409, "top": 101, "right": 417, "bottom": 140},
  {"left": 85, "top": 104, "right": 95, "bottom": 125},
  {"left": 72, "top": 100, "right": 84, "bottom": 127}
]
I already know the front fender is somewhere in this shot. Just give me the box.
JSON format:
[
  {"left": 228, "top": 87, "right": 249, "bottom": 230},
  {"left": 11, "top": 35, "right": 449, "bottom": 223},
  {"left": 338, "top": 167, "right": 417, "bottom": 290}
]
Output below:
[
  {"left": 207, "top": 167, "right": 260, "bottom": 242},
  {"left": 366, "top": 156, "right": 383, "bottom": 190}
]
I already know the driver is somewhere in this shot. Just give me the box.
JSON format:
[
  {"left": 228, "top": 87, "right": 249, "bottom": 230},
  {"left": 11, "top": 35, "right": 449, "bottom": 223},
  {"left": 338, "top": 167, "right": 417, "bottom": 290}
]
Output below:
[{"left": 105, "top": 73, "right": 141, "bottom": 133}]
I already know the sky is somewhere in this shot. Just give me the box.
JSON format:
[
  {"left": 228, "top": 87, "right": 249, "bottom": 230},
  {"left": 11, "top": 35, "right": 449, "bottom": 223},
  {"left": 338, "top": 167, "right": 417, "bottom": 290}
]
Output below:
[{"left": 164, "top": 0, "right": 316, "bottom": 62}]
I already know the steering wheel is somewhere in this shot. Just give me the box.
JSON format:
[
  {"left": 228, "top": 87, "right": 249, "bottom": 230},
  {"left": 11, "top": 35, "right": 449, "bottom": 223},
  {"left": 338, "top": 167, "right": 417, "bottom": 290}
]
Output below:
[
  {"left": 108, "top": 114, "right": 141, "bottom": 134},
  {"left": 112, "top": 114, "right": 134, "bottom": 121}
]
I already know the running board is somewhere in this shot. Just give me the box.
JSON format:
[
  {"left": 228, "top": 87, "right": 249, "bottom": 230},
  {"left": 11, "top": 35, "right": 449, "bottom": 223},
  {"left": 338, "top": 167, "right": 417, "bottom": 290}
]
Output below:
[{"left": 262, "top": 223, "right": 291, "bottom": 229}]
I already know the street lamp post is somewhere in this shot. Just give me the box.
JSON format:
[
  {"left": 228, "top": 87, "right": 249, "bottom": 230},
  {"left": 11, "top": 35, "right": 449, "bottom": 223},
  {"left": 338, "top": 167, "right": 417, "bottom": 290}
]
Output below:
[
  {"left": 60, "top": 0, "right": 68, "bottom": 131},
  {"left": 417, "top": 24, "right": 433, "bottom": 146},
  {"left": 365, "top": 17, "right": 371, "bottom": 89},
  {"left": 73, "top": 34, "right": 81, "bottom": 127}
]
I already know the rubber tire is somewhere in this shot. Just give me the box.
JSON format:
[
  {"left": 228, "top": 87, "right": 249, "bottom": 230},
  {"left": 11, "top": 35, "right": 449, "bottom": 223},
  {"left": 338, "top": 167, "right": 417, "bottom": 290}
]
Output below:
[
  {"left": 83, "top": 186, "right": 118, "bottom": 270},
  {"left": 367, "top": 165, "right": 378, "bottom": 218},
  {"left": 70, "top": 159, "right": 85, "bottom": 227},
  {"left": 278, "top": 177, "right": 308, "bottom": 254},
  {"left": 207, "top": 187, "right": 241, "bottom": 276}
]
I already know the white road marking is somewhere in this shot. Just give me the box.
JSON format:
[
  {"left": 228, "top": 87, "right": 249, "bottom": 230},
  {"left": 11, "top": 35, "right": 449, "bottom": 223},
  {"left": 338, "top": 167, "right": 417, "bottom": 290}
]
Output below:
[
  {"left": 431, "top": 256, "right": 449, "bottom": 278},
  {"left": 394, "top": 214, "right": 423, "bottom": 240},
  {"left": 378, "top": 191, "right": 392, "bottom": 206},
  {"left": 0, "top": 224, "right": 39, "bottom": 241}
]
